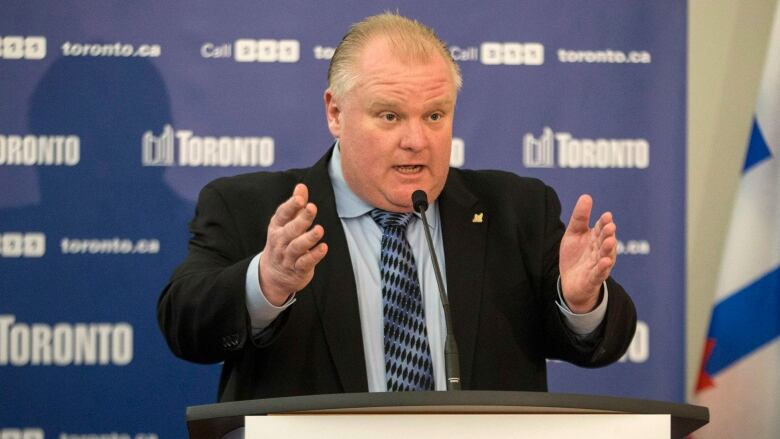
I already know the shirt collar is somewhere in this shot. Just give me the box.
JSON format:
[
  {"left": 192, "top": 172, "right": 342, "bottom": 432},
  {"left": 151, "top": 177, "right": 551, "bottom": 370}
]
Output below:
[{"left": 327, "top": 141, "right": 439, "bottom": 230}]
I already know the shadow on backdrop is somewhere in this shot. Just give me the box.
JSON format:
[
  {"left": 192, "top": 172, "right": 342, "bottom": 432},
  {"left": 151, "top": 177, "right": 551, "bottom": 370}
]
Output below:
[{"left": 0, "top": 55, "right": 218, "bottom": 436}]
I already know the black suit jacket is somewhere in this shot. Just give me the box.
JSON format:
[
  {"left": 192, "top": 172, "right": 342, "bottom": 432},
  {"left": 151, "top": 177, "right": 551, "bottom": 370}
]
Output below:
[{"left": 157, "top": 148, "right": 636, "bottom": 401}]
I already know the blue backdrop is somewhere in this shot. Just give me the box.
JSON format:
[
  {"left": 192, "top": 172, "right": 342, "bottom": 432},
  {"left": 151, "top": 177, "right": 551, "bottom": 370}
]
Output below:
[{"left": 0, "top": 1, "right": 686, "bottom": 437}]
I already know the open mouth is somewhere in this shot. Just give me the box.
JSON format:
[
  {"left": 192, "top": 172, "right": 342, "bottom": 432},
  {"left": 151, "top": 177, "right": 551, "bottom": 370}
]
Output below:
[{"left": 394, "top": 165, "right": 423, "bottom": 174}]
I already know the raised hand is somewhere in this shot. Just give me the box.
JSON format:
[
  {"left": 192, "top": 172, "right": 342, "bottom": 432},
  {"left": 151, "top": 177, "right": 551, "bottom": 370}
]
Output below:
[
  {"left": 559, "top": 194, "right": 618, "bottom": 314},
  {"left": 258, "top": 184, "right": 329, "bottom": 305}
]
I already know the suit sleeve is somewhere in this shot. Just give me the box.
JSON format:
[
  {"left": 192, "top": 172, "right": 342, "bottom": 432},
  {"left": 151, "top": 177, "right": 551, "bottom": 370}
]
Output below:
[{"left": 156, "top": 182, "right": 256, "bottom": 364}]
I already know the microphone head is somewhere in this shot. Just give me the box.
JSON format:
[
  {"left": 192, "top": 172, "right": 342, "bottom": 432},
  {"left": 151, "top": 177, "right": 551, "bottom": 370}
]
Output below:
[{"left": 412, "top": 190, "right": 429, "bottom": 212}]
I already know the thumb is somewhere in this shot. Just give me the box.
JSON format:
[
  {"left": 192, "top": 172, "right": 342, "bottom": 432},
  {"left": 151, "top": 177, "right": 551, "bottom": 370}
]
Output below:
[{"left": 566, "top": 194, "right": 593, "bottom": 234}]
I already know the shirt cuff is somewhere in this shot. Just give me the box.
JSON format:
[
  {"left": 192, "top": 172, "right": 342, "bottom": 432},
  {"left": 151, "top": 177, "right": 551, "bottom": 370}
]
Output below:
[
  {"left": 555, "top": 277, "right": 608, "bottom": 335},
  {"left": 246, "top": 252, "right": 296, "bottom": 334}
]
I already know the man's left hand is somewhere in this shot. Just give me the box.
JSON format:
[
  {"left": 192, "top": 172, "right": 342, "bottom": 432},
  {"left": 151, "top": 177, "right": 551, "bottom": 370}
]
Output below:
[{"left": 559, "top": 194, "right": 618, "bottom": 314}]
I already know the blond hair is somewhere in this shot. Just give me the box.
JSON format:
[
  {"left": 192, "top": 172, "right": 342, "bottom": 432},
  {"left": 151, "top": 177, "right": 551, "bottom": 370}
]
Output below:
[{"left": 327, "top": 12, "right": 463, "bottom": 98}]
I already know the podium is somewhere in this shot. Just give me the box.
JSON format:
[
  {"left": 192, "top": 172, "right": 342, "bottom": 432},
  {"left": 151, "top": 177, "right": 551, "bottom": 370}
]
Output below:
[{"left": 186, "top": 391, "right": 708, "bottom": 438}]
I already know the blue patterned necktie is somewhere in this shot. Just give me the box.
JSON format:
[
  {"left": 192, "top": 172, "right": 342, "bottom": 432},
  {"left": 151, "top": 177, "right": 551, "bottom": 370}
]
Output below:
[{"left": 369, "top": 209, "right": 435, "bottom": 391}]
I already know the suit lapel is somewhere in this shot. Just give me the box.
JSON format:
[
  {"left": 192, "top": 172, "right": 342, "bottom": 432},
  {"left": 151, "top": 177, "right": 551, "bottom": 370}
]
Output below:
[
  {"left": 438, "top": 170, "right": 488, "bottom": 389},
  {"left": 302, "top": 149, "right": 368, "bottom": 392}
]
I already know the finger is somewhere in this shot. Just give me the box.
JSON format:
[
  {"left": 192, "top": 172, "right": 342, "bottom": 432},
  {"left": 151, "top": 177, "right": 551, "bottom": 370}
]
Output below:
[
  {"left": 292, "top": 183, "right": 308, "bottom": 201},
  {"left": 284, "top": 224, "right": 324, "bottom": 263},
  {"left": 293, "top": 242, "right": 329, "bottom": 273},
  {"left": 600, "top": 235, "right": 617, "bottom": 259},
  {"left": 279, "top": 202, "right": 318, "bottom": 246},
  {"left": 270, "top": 184, "right": 309, "bottom": 227},
  {"left": 597, "top": 222, "right": 617, "bottom": 247},
  {"left": 566, "top": 194, "right": 593, "bottom": 234},
  {"left": 593, "top": 255, "right": 615, "bottom": 282},
  {"left": 593, "top": 211, "right": 613, "bottom": 237}
]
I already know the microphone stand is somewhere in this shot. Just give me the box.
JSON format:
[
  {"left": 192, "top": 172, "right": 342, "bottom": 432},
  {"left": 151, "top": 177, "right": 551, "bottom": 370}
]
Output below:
[{"left": 412, "top": 190, "right": 461, "bottom": 391}]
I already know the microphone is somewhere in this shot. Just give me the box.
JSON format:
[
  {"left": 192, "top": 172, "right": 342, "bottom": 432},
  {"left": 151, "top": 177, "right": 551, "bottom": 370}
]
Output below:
[{"left": 412, "top": 189, "right": 461, "bottom": 391}]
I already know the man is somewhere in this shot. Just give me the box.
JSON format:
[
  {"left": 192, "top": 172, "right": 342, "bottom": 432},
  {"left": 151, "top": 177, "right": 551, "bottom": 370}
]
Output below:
[{"left": 157, "top": 13, "right": 636, "bottom": 401}]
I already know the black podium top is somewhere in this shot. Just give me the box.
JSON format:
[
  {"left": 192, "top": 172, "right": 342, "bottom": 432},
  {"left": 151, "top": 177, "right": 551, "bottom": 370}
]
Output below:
[{"left": 187, "top": 391, "right": 708, "bottom": 439}]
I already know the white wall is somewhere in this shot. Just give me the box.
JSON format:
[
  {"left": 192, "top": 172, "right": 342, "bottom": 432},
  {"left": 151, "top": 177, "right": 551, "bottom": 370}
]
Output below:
[{"left": 687, "top": 0, "right": 778, "bottom": 400}]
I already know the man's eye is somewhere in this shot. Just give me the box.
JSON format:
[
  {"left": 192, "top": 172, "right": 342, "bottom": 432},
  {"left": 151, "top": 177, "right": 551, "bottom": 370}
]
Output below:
[
  {"left": 429, "top": 113, "right": 442, "bottom": 121},
  {"left": 382, "top": 113, "right": 397, "bottom": 122}
]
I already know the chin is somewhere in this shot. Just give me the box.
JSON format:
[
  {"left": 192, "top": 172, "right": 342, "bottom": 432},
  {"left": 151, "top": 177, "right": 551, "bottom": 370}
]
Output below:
[
  {"left": 380, "top": 194, "right": 413, "bottom": 212},
  {"left": 392, "top": 199, "right": 414, "bottom": 212}
]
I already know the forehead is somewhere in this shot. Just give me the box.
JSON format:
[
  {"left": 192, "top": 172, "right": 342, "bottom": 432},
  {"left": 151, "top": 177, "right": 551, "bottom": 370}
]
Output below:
[{"left": 350, "top": 37, "right": 456, "bottom": 102}]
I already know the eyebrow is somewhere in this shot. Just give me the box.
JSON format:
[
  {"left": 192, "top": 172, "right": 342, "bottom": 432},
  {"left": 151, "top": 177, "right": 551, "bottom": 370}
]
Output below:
[
  {"left": 367, "top": 99, "right": 402, "bottom": 111},
  {"left": 427, "top": 98, "right": 455, "bottom": 110},
  {"left": 367, "top": 98, "right": 455, "bottom": 112}
]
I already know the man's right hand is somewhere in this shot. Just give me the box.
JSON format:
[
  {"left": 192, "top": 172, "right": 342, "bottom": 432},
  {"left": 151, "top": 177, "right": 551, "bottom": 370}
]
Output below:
[{"left": 259, "top": 183, "right": 328, "bottom": 306}]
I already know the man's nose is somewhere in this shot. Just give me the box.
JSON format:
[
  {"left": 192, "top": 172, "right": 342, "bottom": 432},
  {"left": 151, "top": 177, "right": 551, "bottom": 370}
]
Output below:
[{"left": 400, "top": 119, "right": 427, "bottom": 151}]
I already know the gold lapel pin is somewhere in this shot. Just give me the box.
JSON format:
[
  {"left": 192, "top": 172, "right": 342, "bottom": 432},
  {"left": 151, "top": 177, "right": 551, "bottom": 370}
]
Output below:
[{"left": 472, "top": 213, "right": 484, "bottom": 223}]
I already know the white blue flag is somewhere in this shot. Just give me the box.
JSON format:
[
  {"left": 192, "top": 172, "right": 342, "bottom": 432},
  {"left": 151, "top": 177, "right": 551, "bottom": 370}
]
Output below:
[{"left": 694, "top": 4, "right": 780, "bottom": 438}]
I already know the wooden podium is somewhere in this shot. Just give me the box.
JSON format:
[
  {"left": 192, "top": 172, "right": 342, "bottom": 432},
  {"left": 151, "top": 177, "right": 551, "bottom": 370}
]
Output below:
[{"left": 186, "top": 391, "right": 708, "bottom": 438}]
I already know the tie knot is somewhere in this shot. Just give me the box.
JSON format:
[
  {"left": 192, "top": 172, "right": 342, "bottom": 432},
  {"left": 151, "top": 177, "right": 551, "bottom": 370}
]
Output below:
[{"left": 369, "top": 209, "right": 413, "bottom": 231}]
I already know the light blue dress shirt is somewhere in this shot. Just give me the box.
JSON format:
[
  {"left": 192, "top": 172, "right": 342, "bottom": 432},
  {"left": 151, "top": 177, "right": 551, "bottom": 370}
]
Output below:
[{"left": 245, "top": 143, "right": 608, "bottom": 391}]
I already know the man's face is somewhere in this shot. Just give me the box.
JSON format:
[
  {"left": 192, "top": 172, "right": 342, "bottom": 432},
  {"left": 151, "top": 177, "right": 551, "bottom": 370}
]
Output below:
[{"left": 324, "top": 37, "right": 457, "bottom": 212}]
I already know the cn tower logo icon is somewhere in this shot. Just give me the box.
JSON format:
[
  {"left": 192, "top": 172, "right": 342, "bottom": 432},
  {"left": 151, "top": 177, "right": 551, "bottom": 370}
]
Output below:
[
  {"left": 142, "top": 125, "right": 174, "bottom": 166},
  {"left": 523, "top": 127, "right": 555, "bottom": 168}
]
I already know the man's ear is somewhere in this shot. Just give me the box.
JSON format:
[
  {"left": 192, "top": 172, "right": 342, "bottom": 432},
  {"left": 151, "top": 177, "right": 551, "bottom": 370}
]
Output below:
[{"left": 324, "top": 89, "right": 341, "bottom": 138}]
